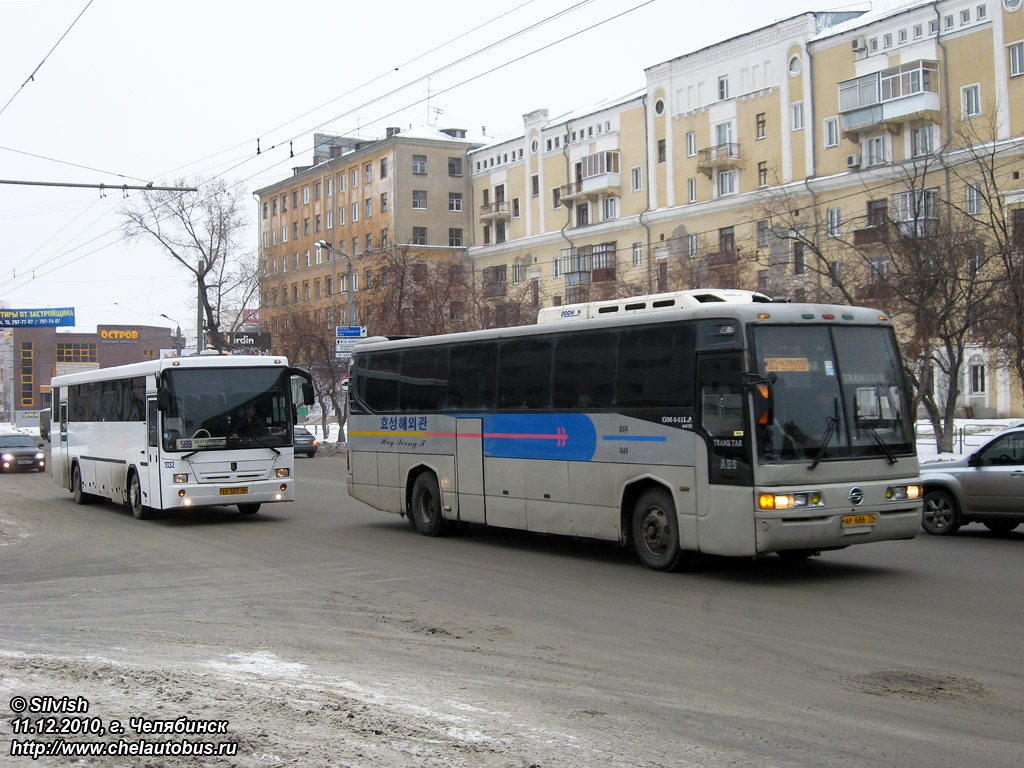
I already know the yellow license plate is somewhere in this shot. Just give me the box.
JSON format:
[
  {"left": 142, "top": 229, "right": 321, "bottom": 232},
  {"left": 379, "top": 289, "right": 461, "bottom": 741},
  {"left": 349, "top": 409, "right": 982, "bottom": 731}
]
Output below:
[
  {"left": 219, "top": 487, "right": 248, "bottom": 495},
  {"left": 842, "top": 513, "right": 876, "bottom": 527}
]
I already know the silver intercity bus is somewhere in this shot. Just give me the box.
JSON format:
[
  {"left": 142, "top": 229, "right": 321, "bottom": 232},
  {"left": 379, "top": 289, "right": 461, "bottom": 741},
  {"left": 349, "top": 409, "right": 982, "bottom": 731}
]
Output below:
[{"left": 346, "top": 296, "right": 921, "bottom": 570}]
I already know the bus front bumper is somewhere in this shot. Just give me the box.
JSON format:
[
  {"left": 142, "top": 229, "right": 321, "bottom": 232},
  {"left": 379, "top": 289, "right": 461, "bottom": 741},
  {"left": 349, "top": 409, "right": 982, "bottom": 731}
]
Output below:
[
  {"left": 754, "top": 504, "right": 921, "bottom": 553},
  {"left": 168, "top": 479, "right": 294, "bottom": 509}
]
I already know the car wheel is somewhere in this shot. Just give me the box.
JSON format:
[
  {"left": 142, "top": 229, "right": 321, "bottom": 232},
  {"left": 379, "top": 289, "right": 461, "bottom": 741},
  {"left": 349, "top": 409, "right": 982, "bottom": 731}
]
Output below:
[
  {"left": 632, "top": 488, "right": 684, "bottom": 571},
  {"left": 922, "top": 489, "right": 961, "bottom": 535},
  {"left": 409, "top": 472, "right": 448, "bottom": 536},
  {"left": 128, "top": 472, "right": 151, "bottom": 520},
  {"left": 72, "top": 464, "right": 94, "bottom": 505},
  {"left": 982, "top": 520, "right": 1019, "bottom": 535}
]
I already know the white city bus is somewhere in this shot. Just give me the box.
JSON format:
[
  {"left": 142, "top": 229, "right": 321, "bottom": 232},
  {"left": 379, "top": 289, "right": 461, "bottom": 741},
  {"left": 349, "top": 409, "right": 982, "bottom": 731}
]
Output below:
[
  {"left": 345, "top": 298, "right": 922, "bottom": 570},
  {"left": 51, "top": 354, "right": 314, "bottom": 519}
]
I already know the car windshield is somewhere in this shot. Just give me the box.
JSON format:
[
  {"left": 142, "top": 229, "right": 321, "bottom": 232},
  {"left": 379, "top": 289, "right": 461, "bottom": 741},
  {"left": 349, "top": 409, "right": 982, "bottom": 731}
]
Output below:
[
  {"left": 752, "top": 324, "right": 914, "bottom": 463},
  {"left": 0, "top": 435, "right": 37, "bottom": 449},
  {"left": 160, "top": 368, "right": 294, "bottom": 452}
]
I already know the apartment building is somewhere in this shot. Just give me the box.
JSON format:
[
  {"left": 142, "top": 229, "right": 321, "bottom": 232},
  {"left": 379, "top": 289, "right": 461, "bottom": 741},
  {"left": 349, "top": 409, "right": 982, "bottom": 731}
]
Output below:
[
  {"left": 257, "top": 127, "right": 483, "bottom": 339},
  {"left": 468, "top": 0, "right": 1024, "bottom": 415}
]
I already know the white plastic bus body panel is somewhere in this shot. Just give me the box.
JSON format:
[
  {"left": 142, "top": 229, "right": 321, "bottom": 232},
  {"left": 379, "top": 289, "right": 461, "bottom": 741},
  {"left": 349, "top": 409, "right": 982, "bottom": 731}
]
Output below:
[{"left": 456, "top": 418, "right": 486, "bottom": 524}]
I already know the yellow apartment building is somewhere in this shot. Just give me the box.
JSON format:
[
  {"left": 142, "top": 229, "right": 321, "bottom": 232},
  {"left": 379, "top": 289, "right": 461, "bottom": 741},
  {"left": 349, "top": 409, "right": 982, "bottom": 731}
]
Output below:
[{"left": 467, "top": 0, "right": 1024, "bottom": 416}]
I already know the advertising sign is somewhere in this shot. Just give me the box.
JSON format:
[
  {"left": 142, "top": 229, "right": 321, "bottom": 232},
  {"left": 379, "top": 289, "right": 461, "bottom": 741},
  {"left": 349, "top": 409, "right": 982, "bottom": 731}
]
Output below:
[{"left": 0, "top": 307, "right": 75, "bottom": 327}]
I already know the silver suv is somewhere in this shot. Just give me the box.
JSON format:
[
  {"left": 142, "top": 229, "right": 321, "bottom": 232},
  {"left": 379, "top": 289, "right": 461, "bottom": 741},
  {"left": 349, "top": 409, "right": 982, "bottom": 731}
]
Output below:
[{"left": 920, "top": 428, "right": 1024, "bottom": 535}]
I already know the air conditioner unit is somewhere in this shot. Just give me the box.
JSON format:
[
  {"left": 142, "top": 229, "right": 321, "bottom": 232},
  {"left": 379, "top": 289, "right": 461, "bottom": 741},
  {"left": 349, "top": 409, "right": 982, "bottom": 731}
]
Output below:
[
  {"left": 846, "top": 152, "right": 862, "bottom": 169},
  {"left": 851, "top": 36, "right": 867, "bottom": 52}
]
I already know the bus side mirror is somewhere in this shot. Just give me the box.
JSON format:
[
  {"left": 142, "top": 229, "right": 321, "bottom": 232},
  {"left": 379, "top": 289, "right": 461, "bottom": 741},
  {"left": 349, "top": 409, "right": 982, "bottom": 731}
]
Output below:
[
  {"left": 157, "top": 389, "right": 170, "bottom": 412},
  {"left": 752, "top": 383, "right": 773, "bottom": 427},
  {"left": 302, "top": 382, "right": 315, "bottom": 406}
]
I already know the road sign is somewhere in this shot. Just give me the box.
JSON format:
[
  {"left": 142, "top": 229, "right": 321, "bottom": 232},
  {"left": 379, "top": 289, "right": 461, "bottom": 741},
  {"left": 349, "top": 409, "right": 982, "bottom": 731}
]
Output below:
[
  {"left": 336, "top": 326, "right": 367, "bottom": 338},
  {"left": 335, "top": 326, "right": 366, "bottom": 359},
  {"left": 340, "top": 378, "right": 349, "bottom": 393}
]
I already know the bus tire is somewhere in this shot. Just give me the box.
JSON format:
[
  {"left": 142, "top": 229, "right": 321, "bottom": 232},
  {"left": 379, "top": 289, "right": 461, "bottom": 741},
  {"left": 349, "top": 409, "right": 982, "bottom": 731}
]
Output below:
[
  {"left": 72, "top": 464, "right": 95, "bottom": 505},
  {"left": 128, "top": 471, "right": 152, "bottom": 520},
  {"left": 632, "top": 488, "right": 683, "bottom": 571},
  {"left": 237, "top": 503, "right": 261, "bottom": 514},
  {"left": 410, "top": 472, "right": 448, "bottom": 537}
]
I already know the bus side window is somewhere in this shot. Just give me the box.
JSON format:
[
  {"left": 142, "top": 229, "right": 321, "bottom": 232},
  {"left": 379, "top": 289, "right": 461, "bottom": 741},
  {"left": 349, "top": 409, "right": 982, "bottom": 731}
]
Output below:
[{"left": 147, "top": 400, "right": 160, "bottom": 448}]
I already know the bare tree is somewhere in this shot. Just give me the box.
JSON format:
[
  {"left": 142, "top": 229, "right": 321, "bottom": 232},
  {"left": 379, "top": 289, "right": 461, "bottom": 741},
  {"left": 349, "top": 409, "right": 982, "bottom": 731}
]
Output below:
[
  {"left": 274, "top": 311, "right": 346, "bottom": 442},
  {"left": 121, "top": 177, "right": 252, "bottom": 351}
]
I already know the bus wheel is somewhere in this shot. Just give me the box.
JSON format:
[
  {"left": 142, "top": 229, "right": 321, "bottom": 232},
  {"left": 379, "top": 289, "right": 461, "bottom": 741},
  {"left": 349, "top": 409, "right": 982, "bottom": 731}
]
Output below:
[
  {"left": 410, "top": 473, "right": 447, "bottom": 536},
  {"left": 72, "top": 464, "right": 94, "bottom": 505},
  {"left": 128, "top": 472, "right": 151, "bottom": 520},
  {"left": 922, "top": 489, "right": 960, "bottom": 535},
  {"left": 632, "top": 488, "right": 683, "bottom": 571},
  {"left": 237, "top": 503, "right": 261, "bottom": 514}
]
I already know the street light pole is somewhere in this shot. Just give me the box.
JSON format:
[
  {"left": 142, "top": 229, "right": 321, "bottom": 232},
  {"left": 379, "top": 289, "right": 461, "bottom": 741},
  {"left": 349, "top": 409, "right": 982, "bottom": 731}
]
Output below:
[
  {"left": 159, "top": 314, "right": 184, "bottom": 355},
  {"left": 317, "top": 241, "right": 355, "bottom": 326}
]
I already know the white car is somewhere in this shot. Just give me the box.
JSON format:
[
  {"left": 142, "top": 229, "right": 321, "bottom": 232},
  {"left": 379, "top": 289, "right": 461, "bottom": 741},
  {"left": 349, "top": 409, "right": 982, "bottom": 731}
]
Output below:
[{"left": 920, "top": 428, "right": 1024, "bottom": 535}]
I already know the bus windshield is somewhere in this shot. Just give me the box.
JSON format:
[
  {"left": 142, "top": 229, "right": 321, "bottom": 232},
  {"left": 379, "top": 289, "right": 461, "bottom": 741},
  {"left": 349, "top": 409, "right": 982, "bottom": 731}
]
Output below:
[
  {"left": 160, "top": 367, "right": 293, "bottom": 452},
  {"left": 752, "top": 325, "right": 913, "bottom": 463}
]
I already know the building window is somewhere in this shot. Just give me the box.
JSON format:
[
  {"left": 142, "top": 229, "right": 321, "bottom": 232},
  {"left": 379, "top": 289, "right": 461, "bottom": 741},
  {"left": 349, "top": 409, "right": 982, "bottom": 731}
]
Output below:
[
  {"left": 757, "top": 219, "right": 770, "bottom": 247},
  {"left": 449, "top": 192, "right": 462, "bottom": 212},
  {"left": 718, "top": 75, "right": 729, "bottom": 100},
  {"left": 380, "top": 192, "right": 388, "bottom": 212},
  {"left": 688, "top": 177, "right": 697, "bottom": 203},
  {"left": 449, "top": 228, "right": 463, "bottom": 247},
  {"left": 380, "top": 158, "right": 387, "bottom": 179},
  {"left": 719, "top": 226, "right": 734, "bottom": 254},
  {"left": 603, "top": 196, "right": 617, "bottom": 220},
  {"left": 315, "top": 214, "right": 322, "bottom": 233},
  {"left": 262, "top": 202, "right": 269, "bottom": 219},
  {"left": 512, "top": 198, "right": 520, "bottom": 218},
  {"left": 303, "top": 186, "right": 310, "bottom": 204},
  {"left": 412, "top": 190, "right": 427, "bottom": 209},
  {"left": 977, "top": 4, "right": 987, "bottom": 19},
  {"left": 351, "top": 203, "right": 358, "bottom": 223},
  {"left": 827, "top": 207, "right": 842, "bottom": 237},
  {"left": 686, "top": 131, "right": 696, "bottom": 156},
  {"left": 1009, "top": 42, "right": 1024, "bottom": 77},
  {"left": 911, "top": 125, "right": 934, "bottom": 157},
  {"left": 791, "top": 102, "right": 804, "bottom": 131},
  {"left": 381, "top": 228, "right": 388, "bottom": 247},
  {"left": 970, "top": 363, "right": 986, "bottom": 394},
  {"left": 658, "top": 139, "right": 666, "bottom": 163},
  {"left": 758, "top": 161, "right": 768, "bottom": 188},
  {"left": 687, "top": 233, "right": 699, "bottom": 258},
  {"left": 531, "top": 174, "right": 540, "bottom": 197},
  {"left": 303, "top": 218, "right": 310, "bottom": 236},
  {"left": 717, "top": 169, "right": 736, "bottom": 196},
  {"left": 364, "top": 164, "right": 372, "bottom": 184},
  {"left": 632, "top": 242, "right": 643, "bottom": 266},
  {"left": 793, "top": 240, "right": 806, "bottom": 275},
  {"left": 865, "top": 135, "right": 888, "bottom": 166},
  {"left": 337, "top": 206, "right": 345, "bottom": 225},
  {"left": 315, "top": 181, "right": 321, "bottom": 201},
  {"left": 412, "top": 154, "right": 427, "bottom": 174},
  {"left": 756, "top": 113, "right": 766, "bottom": 139},
  {"left": 914, "top": 24, "right": 923, "bottom": 38},
  {"left": 326, "top": 177, "right": 333, "bottom": 196},
  {"left": 552, "top": 187, "right": 561, "bottom": 209},
  {"left": 824, "top": 117, "right": 839, "bottom": 148},
  {"left": 631, "top": 166, "right": 642, "bottom": 191},
  {"left": 967, "top": 184, "right": 983, "bottom": 215},
  {"left": 867, "top": 199, "right": 888, "bottom": 227},
  {"left": 448, "top": 157, "right": 463, "bottom": 176},
  {"left": 412, "top": 227, "right": 427, "bottom": 245},
  {"left": 365, "top": 199, "right": 373, "bottom": 218},
  {"left": 962, "top": 84, "right": 981, "bottom": 117}
]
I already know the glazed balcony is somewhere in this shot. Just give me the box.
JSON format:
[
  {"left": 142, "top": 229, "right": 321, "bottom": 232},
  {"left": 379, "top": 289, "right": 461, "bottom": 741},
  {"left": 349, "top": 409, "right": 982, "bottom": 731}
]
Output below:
[{"left": 840, "top": 60, "right": 941, "bottom": 136}]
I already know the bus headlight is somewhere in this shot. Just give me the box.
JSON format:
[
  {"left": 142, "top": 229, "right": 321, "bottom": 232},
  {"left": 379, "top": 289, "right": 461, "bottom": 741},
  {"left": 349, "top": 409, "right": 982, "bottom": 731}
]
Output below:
[
  {"left": 759, "top": 491, "right": 823, "bottom": 510},
  {"left": 887, "top": 484, "right": 922, "bottom": 500},
  {"left": 174, "top": 474, "right": 188, "bottom": 484},
  {"left": 276, "top": 468, "right": 290, "bottom": 478}
]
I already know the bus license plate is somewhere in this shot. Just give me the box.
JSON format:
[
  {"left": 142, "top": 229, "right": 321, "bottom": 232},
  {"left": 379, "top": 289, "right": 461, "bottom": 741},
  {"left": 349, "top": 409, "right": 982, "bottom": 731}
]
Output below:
[
  {"left": 842, "top": 513, "right": 876, "bottom": 527},
  {"left": 219, "top": 487, "right": 248, "bottom": 496}
]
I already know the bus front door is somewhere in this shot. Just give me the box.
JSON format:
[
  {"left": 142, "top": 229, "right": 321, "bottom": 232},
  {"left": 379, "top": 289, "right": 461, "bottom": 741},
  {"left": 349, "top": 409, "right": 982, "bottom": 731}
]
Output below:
[
  {"left": 56, "top": 401, "right": 70, "bottom": 489},
  {"left": 456, "top": 418, "right": 486, "bottom": 524},
  {"left": 145, "top": 399, "right": 163, "bottom": 510}
]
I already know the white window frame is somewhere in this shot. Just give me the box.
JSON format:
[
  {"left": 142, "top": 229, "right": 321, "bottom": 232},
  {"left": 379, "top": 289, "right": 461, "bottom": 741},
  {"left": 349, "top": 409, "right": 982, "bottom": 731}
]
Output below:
[
  {"left": 631, "top": 166, "right": 643, "bottom": 192},
  {"left": 962, "top": 84, "right": 981, "bottom": 118},
  {"left": 1009, "top": 42, "right": 1024, "bottom": 77},
  {"left": 351, "top": 202, "right": 358, "bottom": 222},
  {"left": 865, "top": 135, "right": 888, "bottom": 166},
  {"left": 718, "top": 76, "right": 729, "bottom": 101},
  {"left": 967, "top": 184, "right": 983, "bottom": 215},
  {"left": 824, "top": 117, "right": 839, "bottom": 148},
  {"left": 688, "top": 177, "right": 697, "bottom": 204},
  {"left": 632, "top": 242, "right": 643, "bottom": 266},
  {"left": 791, "top": 102, "right": 804, "bottom": 131},
  {"left": 717, "top": 169, "right": 737, "bottom": 197},
  {"left": 603, "top": 196, "right": 617, "bottom": 220},
  {"left": 686, "top": 132, "right": 697, "bottom": 157},
  {"left": 911, "top": 125, "right": 935, "bottom": 157},
  {"left": 827, "top": 207, "right": 842, "bottom": 238}
]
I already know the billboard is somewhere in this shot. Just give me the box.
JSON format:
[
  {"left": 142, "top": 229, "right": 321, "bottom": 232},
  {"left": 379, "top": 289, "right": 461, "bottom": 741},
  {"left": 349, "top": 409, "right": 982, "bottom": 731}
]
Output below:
[{"left": 0, "top": 307, "right": 75, "bottom": 327}]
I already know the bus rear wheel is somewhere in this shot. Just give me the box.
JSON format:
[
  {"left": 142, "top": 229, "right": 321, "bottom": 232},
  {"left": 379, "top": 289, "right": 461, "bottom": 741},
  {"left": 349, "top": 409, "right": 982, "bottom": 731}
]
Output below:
[
  {"left": 632, "top": 488, "right": 683, "bottom": 571},
  {"left": 237, "top": 503, "right": 261, "bottom": 514},
  {"left": 410, "top": 472, "right": 448, "bottom": 536},
  {"left": 128, "top": 472, "right": 152, "bottom": 520}
]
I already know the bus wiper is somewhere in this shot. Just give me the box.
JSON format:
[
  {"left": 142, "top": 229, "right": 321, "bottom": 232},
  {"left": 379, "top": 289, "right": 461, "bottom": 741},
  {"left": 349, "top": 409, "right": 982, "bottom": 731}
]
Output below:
[
  {"left": 856, "top": 418, "right": 898, "bottom": 464},
  {"left": 240, "top": 434, "right": 281, "bottom": 455},
  {"left": 809, "top": 411, "right": 840, "bottom": 470}
]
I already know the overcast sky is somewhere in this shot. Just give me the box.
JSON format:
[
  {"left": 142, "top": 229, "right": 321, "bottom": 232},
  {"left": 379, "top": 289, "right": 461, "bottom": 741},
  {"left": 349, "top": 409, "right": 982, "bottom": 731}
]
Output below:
[{"left": 0, "top": 0, "right": 847, "bottom": 334}]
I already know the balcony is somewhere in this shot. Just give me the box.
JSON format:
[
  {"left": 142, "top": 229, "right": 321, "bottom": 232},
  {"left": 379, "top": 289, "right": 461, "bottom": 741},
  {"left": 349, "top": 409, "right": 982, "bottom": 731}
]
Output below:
[
  {"left": 696, "top": 143, "right": 742, "bottom": 178},
  {"left": 559, "top": 173, "right": 621, "bottom": 204},
  {"left": 853, "top": 223, "right": 891, "bottom": 247},
  {"left": 479, "top": 201, "right": 511, "bottom": 222},
  {"left": 705, "top": 249, "right": 738, "bottom": 267},
  {"left": 483, "top": 282, "right": 507, "bottom": 298},
  {"left": 839, "top": 60, "right": 941, "bottom": 137}
]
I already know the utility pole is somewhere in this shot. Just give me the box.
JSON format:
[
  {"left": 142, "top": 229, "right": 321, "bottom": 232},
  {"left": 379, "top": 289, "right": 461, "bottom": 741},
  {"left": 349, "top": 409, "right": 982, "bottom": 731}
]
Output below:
[{"left": 196, "top": 259, "right": 205, "bottom": 352}]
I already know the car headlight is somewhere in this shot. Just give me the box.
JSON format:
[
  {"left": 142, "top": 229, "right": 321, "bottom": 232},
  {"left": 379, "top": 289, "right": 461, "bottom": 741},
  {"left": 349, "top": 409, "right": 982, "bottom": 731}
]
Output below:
[
  {"left": 1, "top": 453, "right": 12, "bottom": 461},
  {"left": 759, "top": 491, "right": 823, "bottom": 510},
  {"left": 34, "top": 452, "right": 45, "bottom": 460}
]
